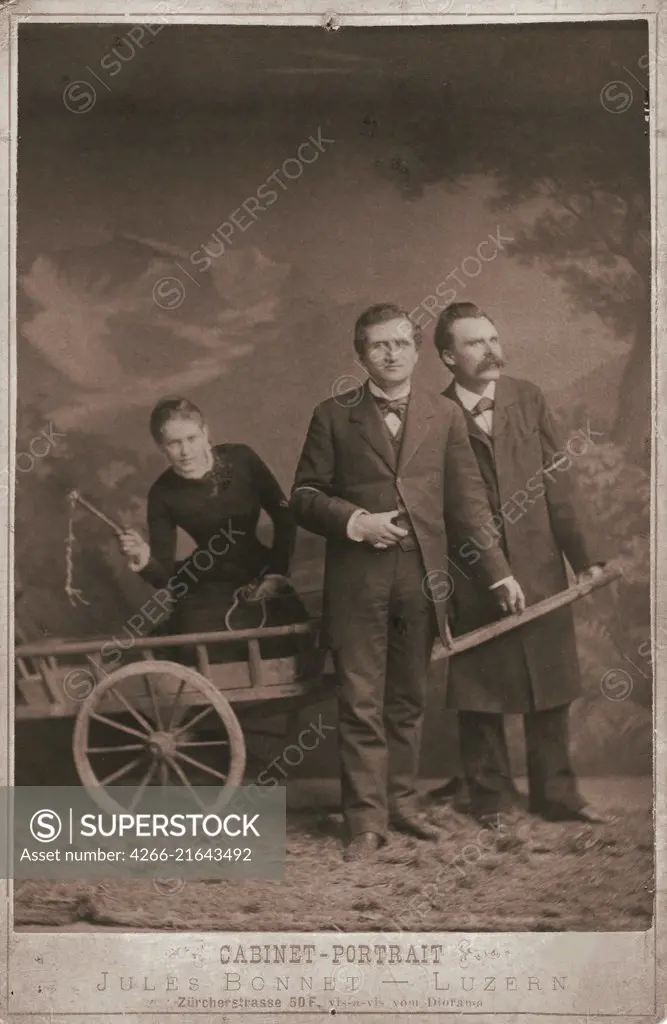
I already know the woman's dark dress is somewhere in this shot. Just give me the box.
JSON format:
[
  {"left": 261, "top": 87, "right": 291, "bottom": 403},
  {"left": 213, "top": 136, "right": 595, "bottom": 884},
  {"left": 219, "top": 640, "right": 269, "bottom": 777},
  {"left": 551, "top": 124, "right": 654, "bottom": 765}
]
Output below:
[{"left": 138, "top": 443, "right": 307, "bottom": 661}]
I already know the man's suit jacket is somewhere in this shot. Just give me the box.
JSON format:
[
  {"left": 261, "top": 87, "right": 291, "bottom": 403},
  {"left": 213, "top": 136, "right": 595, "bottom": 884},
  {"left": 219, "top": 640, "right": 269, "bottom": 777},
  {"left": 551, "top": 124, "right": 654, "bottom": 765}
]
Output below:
[
  {"left": 443, "top": 374, "right": 605, "bottom": 712},
  {"left": 290, "top": 380, "right": 511, "bottom": 649}
]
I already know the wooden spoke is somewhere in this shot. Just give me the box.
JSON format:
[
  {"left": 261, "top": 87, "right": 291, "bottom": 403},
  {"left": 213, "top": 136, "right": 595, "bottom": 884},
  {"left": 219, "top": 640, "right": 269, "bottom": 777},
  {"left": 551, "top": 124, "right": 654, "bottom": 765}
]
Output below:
[
  {"left": 89, "top": 713, "right": 148, "bottom": 741},
  {"left": 73, "top": 659, "right": 246, "bottom": 816},
  {"left": 99, "top": 755, "right": 146, "bottom": 787},
  {"left": 171, "top": 704, "right": 215, "bottom": 736},
  {"left": 167, "top": 679, "right": 187, "bottom": 730},
  {"left": 173, "top": 749, "right": 228, "bottom": 783},
  {"left": 86, "top": 744, "right": 146, "bottom": 754},
  {"left": 108, "top": 685, "right": 154, "bottom": 733},
  {"left": 143, "top": 675, "right": 163, "bottom": 730},
  {"left": 128, "top": 760, "right": 159, "bottom": 811},
  {"left": 163, "top": 755, "right": 207, "bottom": 810}
]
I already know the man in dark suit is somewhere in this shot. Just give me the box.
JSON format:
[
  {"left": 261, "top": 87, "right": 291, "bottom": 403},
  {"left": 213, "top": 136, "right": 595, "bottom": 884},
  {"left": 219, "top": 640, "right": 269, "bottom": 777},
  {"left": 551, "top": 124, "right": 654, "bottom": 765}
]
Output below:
[
  {"left": 290, "top": 303, "right": 525, "bottom": 860},
  {"left": 434, "top": 301, "right": 609, "bottom": 825}
]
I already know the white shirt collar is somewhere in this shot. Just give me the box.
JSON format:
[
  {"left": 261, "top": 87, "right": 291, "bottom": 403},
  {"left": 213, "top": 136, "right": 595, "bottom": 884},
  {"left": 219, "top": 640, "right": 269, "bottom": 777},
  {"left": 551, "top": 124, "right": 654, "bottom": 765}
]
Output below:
[
  {"left": 454, "top": 379, "right": 496, "bottom": 413},
  {"left": 367, "top": 378, "right": 411, "bottom": 401}
]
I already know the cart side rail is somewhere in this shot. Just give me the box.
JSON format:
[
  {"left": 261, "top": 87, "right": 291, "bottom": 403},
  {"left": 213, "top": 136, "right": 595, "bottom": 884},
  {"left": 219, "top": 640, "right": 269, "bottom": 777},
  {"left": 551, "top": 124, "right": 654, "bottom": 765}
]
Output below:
[{"left": 14, "top": 620, "right": 318, "bottom": 661}]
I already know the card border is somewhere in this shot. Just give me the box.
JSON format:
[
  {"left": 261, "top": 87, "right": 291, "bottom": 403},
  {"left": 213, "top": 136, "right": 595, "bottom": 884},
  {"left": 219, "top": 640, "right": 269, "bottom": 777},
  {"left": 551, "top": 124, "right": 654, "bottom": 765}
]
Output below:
[{"left": 1, "top": 3, "right": 663, "bottom": 1021}]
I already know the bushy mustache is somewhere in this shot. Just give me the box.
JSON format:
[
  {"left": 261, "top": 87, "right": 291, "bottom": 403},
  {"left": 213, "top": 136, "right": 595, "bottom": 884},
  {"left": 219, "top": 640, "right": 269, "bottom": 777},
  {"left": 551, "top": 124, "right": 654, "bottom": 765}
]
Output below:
[{"left": 478, "top": 355, "right": 505, "bottom": 370}]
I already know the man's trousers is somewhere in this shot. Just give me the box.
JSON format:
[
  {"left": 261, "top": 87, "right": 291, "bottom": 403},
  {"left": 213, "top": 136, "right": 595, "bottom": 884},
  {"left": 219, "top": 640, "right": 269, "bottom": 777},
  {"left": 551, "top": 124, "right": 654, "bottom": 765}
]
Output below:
[
  {"left": 331, "top": 546, "right": 436, "bottom": 839},
  {"left": 458, "top": 705, "right": 585, "bottom": 818}
]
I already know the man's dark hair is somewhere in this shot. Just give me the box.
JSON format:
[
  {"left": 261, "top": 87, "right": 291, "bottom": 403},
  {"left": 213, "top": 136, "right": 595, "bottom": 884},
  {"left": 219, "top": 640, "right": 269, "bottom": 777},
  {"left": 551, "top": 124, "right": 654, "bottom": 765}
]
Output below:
[
  {"left": 149, "top": 396, "right": 204, "bottom": 444},
  {"left": 433, "top": 302, "right": 494, "bottom": 356},
  {"left": 354, "top": 303, "right": 422, "bottom": 356}
]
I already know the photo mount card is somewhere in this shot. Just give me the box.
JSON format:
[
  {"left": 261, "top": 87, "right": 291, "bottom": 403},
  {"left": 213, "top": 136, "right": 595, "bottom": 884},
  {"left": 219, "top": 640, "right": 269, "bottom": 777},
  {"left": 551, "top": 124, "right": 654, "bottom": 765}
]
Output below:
[{"left": 1, "top": 2, "right": 664, "bottom": 1022}]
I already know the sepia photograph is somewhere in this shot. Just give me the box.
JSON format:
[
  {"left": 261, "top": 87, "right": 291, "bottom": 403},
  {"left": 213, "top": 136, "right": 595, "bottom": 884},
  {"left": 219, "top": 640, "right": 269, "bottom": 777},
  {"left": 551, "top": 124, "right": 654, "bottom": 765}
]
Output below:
[{"left": 3, "top": 3, "right": 661, "bottom": 1018}]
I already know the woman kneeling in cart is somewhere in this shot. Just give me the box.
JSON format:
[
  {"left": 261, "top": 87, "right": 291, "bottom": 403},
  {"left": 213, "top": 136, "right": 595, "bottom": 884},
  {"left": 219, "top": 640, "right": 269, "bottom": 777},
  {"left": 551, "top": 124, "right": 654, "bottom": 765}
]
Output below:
[{"left": 118, "top": 396, "right": 307, "bottom": 661}]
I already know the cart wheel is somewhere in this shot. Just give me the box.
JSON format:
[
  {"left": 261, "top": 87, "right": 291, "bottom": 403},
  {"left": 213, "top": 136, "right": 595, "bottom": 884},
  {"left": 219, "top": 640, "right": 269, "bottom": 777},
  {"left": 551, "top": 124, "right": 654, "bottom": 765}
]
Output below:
[{"left": 72, "top": 660, "right": 246, "bottom": 816}]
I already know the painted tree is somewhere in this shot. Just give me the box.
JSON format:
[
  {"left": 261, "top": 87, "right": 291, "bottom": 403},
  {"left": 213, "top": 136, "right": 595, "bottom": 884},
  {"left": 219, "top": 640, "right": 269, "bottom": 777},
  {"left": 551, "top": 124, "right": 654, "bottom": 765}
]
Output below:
[
  {"left": 374, "top": 91, "right": 652, "bottom": 751},
  {"left": 376, "top": 97, "right": 650, "bottom": 459}
]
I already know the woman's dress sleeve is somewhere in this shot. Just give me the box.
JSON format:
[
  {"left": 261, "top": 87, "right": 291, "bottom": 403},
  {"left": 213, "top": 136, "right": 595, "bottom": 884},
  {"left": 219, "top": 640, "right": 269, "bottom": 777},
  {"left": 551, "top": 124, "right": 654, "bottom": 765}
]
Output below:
[
  {"left": 138, "top": 483, "right": 177, "bottom": 589},
  {"left": 245, "top": 446, "right": 296, "bottom": 576}
]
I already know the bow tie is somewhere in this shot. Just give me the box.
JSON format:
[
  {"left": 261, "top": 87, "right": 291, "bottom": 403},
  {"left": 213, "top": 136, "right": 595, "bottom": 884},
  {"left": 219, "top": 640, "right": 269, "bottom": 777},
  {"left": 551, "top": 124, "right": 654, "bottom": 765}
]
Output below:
[
  {"left": 472, "top": 396, "right": 494, "bottom": 416},
  {"left": 375, "top": 395, "right": 409, "bottom": 419}
]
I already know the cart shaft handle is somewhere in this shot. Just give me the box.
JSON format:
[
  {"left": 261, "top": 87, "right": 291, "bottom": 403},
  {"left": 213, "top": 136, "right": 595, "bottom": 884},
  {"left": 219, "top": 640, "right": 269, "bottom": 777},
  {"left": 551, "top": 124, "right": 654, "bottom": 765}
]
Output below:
[{"left": 432, "top": 564, "right": 621, "bottom": 662}]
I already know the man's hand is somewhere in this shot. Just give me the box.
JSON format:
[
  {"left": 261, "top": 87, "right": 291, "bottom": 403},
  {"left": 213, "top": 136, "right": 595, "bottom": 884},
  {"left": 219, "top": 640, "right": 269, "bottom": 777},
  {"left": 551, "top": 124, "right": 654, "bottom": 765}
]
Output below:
[
  {"left": 118, "top": 528, "right": 150, "bottom": 572},
  {"left": 355, "top": 510, "right": 408, "bottom": 549},
  {"left": 492, "top": 577, "right": 526, "bottom": 615},
  {"left": 577, "top": 563, "right": 605, "bottom": 584}
]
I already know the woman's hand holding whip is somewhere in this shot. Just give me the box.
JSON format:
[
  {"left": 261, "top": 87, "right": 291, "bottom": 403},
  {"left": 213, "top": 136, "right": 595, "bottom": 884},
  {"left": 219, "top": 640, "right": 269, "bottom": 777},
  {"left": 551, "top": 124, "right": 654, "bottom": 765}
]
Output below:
[{"left": 118, "top": 528, "right": 151, "bottom": 572}]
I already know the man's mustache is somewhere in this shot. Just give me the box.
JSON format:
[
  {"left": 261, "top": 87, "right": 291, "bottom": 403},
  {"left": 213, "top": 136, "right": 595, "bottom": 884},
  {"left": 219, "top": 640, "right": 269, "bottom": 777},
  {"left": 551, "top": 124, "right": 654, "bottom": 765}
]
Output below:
[{"left": 478, "top": 355, "right": 505, "bottom": 370}]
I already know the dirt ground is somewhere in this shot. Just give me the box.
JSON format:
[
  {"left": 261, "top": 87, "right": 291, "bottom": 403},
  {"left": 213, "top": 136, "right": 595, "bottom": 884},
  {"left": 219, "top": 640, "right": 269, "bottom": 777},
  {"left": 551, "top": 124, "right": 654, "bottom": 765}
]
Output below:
[{"left": 15, "top": 778, "right": 653, "bottom": 932}]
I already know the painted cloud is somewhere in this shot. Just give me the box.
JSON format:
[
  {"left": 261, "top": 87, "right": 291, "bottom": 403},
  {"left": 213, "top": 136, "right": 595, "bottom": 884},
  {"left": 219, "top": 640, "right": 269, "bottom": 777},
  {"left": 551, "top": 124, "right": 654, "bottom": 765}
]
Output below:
[{"left": 20, "top": 235, "right": 290, "bottom": 429}]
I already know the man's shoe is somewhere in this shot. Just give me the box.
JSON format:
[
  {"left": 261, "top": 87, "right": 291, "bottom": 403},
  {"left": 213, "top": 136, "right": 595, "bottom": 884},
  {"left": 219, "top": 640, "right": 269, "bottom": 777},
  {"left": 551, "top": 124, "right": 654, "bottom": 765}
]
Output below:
[
  {"left": 539, "top": 803, "right": 614, "bottom": 825},
  {"left": 424, "top": 777, "right": 464, "bottom": 804},
  {"left": 571, "top": 804, "right": 615, "bottom": 825},
  {"left": 344, "top": 831, "right": 383, "bottom": 862},
  {"left": 390, "top": 811, "right": 440, "bottom": 841}
]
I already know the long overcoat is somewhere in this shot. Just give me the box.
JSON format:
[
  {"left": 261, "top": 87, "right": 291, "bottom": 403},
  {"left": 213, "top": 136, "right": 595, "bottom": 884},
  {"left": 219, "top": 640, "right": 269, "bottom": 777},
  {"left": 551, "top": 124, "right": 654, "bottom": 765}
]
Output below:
[
  {"left": 443, "top": 374, "right": 605, "bottom": 712},
  {"left": 290, "top": 381, "right": 510, "bottom": 651}
]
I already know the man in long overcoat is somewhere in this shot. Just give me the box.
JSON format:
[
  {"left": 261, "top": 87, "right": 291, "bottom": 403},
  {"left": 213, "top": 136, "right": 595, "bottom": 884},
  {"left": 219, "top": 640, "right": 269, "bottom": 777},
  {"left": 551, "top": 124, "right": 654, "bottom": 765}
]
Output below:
[
  {"left": 435, "top": 301, "right": 609, "bottom": 824},
  {"left": 291, "top": 303, "right": 524, "bottom": 860}
]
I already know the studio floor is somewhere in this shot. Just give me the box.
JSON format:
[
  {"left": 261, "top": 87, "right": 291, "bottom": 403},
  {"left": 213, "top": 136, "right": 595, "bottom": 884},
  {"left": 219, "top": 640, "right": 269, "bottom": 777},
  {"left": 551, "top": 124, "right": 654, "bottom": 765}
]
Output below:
[{"left": 15, "top": 777, "right": 653, "bottom": 933}]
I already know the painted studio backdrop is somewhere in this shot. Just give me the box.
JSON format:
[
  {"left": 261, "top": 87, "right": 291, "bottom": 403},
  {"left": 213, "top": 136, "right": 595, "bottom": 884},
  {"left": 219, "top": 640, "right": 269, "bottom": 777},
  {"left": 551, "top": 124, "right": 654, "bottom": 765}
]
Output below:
[{"left": 15, "top": 21, "right": 651, "bottom": 780}]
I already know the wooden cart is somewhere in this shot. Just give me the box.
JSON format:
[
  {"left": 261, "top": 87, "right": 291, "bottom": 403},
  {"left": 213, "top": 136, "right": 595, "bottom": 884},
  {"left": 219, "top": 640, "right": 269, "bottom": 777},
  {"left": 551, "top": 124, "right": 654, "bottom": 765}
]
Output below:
[{"left": 14, "top": 566, "right": 620, "bottom": 814}]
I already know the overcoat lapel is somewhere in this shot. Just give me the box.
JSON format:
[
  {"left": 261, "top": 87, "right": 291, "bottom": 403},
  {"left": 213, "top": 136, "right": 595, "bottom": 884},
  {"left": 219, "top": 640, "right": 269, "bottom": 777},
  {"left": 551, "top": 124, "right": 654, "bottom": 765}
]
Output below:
[
  {"left": 442, "top": 381, "right": 494, "bottom": 456},
  {"left": 397, "top": 391, "right": 436, "bottom": 471},
  {"left": 490, "top": 376, "right": 518, "bottom": 472},
  {"left": 349, "top": 382, "right": 396, "bottom": 471}
]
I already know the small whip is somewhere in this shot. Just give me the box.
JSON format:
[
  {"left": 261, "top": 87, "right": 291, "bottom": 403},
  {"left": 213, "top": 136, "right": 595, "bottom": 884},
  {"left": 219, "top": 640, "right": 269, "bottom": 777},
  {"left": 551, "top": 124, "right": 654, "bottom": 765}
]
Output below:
[
  {"left": 65, "top": 490, "right": 124, "bottom": 607},
  {"left": 67, "top": 490, "right": 124, "bottom": 537}
]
